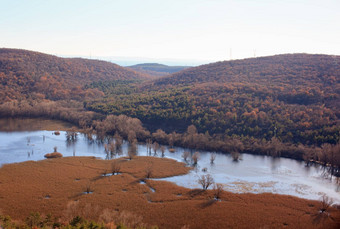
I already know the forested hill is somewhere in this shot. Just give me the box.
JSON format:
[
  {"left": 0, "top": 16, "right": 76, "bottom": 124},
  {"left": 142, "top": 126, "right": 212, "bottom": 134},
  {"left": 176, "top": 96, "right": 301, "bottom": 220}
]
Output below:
[
  {"left": 87, "top": 54, "right": 340, "bottom": 145},
  {"left": 0, "top": 48, "right": 148, "bottom": 101},
  {"left": 154, "top": 54, "right": 339, "bottom": 89},
  {"left": 128, "top": 63, "right": 191, "bottom": 77},
  {"left": 149, "top": 53, "right": 340, "bottom": 109}
]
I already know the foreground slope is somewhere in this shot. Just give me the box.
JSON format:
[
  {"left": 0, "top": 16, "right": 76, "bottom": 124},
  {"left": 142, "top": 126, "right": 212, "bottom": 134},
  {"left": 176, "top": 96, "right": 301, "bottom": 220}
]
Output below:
[
  {"left": 1, "top": 157, "right": 338, "bottom": 229},
  {"left": 87, "top": 54, "right": 340, "bottom": 145},
  {"left": 0, "top": 48, "right": 148, "bottom": 101}
]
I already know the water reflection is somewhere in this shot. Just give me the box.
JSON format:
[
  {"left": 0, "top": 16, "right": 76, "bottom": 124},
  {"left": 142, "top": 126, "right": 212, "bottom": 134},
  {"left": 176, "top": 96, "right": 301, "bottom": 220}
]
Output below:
[{"left": 0, "top": 130, "right": 339, "bottom": 203}]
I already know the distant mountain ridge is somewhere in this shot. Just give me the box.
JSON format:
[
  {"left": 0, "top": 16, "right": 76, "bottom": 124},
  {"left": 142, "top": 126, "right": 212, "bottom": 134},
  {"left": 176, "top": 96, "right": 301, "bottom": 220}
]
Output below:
[
  {"left": 0, "top": 48, "right": 148, "bottom": 101},
  {"left": 154, "top": 53, "right": 339, "bottom": 86},
  {"left": 128, "top": 63, "right": 191, "bottom": 77}
]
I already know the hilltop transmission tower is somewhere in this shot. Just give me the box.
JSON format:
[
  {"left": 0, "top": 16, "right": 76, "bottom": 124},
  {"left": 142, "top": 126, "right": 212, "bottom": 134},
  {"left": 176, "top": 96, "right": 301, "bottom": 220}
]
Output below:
[
  {"left": 229, "top": 48, "right": 232, "bottom": 60},
  {"left": 253, "top": 49, "right": 257, "bottom": 58}
]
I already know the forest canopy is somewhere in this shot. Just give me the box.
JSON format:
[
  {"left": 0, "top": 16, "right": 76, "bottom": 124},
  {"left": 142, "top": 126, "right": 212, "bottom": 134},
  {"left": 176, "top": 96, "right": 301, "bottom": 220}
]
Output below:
[{"left": 86, "top": 54, "right": 340, "bottom": 146}]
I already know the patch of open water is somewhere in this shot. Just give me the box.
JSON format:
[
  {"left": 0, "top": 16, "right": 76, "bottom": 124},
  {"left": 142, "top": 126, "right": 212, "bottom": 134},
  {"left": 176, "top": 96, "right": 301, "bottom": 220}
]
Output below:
[{"left": 0, "top": 130, "right": 339, "bottom": 203}]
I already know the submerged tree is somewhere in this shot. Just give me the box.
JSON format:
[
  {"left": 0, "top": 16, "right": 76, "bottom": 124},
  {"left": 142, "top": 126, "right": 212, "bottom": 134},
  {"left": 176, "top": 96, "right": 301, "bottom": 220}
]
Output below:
[
  {"left": 128, "top": 139, "right": 137, "bottom": 160},
  {"left": 210, "top": 153, "right": 216, "bottom": 164},
  {"left": 146, "top": 139, "right": 152, "bottom": 155},
  {"left": 182, "top": 151, "right": 190, "bottom": 162},
  {"left": 192, "top": 152, "right": 200, "bottom": 165},
  {"left": 231, "top": 151, "right": 242, "bottom": 162},
  {"left": 160, "top": 145, "right": 165, "bottom": 157},
  {"left": 152, "top": 142, "right": 160, "bottom": 156}
]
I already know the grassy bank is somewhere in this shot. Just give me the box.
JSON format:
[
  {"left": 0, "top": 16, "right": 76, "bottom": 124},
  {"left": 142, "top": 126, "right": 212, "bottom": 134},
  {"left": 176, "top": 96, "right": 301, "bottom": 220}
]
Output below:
[{"left": 0, "top": 156, "right": 339, "bottom": 228}]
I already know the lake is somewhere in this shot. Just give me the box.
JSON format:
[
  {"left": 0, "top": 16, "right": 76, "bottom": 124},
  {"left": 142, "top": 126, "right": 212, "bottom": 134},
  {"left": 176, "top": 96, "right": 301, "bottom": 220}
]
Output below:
[{"left": 0, "top": 129, "right": 339, "bottom": 203}]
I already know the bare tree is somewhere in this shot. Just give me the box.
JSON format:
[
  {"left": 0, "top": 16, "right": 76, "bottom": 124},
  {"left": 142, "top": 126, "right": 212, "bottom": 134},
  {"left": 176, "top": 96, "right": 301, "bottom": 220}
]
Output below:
[
  {"left": 152, "top": 142, "right": 160, "bottom": 156},
  {"left": 160, "top": 146, "right": 165, "bottom": 157},
  {"left": 169, "top": 134, "right": 174, "bottom": 148},
  {"left": 146, "top": 139, "right": 152, "bottom": 155},
  {"left": 127, "top": 151, "right": 135, "bottom": 160},
  {"left": 111, "top": 161, "right": 121, "bottom": 175},
  {"left": 192, "top": 152, "right": 200, "bottom": 165},
  {"left": 182, "top": 151, "right": 190, "bottom": 162},
  {"left": 184, "top": 125, "right": 198, "bottom": 149},
  {"left": 127, "top": 130, "right": 136, "bottom": 143},
  {"left": 128, "top": 140, "right": 137, "bottom": 160},
  {"left": 66, "top": 130, "right": 77, "bottom": 142},
  {"left": 152, "top": 129, "right": 167, "bottom": 144},
  {"left": 198, "top": 174, "right": 214, "bottom": 190},
  {"left": 231, "top": 151, "right": 242, "bottom": 161},
  {"left": 105, "top": 141, "right": 117, "bottom": 159},
  {"left": 145, "top": 166, "right": 153, "bottom": 179},
  {"left": 213, "top": 183, "right": 223, "bottom": 200},
  {"left": 319, "top": 195, "right": 334, "bottom": 214},
  {"left": 104, "top": 143, "right": 109, "bottom": 155},
  {"left": 114, "top": 132, "right": 123, "bottom": 149},
  {"left": 210, "top": 153, "right": 216, "bottom": 164},
  {"left": 312, "top": 195, "right": 335, "bottom": 225},
  {"left": 108, "top": 141, "right": 116, "bottom": 154}
]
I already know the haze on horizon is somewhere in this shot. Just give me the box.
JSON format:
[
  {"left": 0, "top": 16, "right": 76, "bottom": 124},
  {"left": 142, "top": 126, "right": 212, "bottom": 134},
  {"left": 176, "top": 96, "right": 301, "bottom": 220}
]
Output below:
[{"left": 0, "top": 0, "right": 339, "bottom": 65}]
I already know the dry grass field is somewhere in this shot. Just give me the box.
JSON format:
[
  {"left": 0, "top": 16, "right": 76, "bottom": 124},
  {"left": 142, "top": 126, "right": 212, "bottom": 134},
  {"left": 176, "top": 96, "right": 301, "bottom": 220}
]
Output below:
[
  {"left": 0, "top": 118, "right": 76, "bottom": 131},
  {"left": 0, "top": 156, "right": 339, "bottom": 228}
]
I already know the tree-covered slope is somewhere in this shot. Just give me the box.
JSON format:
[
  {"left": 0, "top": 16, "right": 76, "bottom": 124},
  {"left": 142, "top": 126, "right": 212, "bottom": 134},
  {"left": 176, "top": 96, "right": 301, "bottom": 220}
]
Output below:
[
  {"left": 0, "top": 48, "right": 148, "bottom": 101},
  {"left": 86, "top": 54, "right": 340, "bottom": 145}
]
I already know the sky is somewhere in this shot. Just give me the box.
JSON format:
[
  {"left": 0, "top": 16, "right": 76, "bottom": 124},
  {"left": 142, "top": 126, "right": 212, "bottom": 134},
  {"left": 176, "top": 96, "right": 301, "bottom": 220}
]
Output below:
[{"left": 0, "top": 0, "right": 339, "bottom": 66}]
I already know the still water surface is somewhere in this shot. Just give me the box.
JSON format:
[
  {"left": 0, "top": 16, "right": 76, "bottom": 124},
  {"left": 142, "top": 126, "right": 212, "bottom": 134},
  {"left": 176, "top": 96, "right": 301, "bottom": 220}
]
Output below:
[{"left": 0, "top": 130, "right": 339, "bottom": 203}]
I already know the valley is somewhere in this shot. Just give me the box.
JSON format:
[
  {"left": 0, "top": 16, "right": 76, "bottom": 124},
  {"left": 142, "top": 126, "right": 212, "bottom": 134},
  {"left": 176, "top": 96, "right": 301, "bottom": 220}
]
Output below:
[{"left": 0, "top": 49, "right": 339, "bottom": 228}]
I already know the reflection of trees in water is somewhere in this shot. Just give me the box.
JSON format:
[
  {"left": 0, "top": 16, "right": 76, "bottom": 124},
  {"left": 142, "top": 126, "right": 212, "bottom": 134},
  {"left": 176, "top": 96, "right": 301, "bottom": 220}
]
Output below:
[
  {"left": 270, "top": 156, "right": 280, "bottom": 171},
  {"left": 104, "top": 134, "right": 124, "bottom": 160},
  {"left": 127, "top": 140, "right": 138, "bottom": 160},
  {"left": 66, "top": 131, "right": 78, "bottom": 156},
  {"left": 335, "top": 177, "right": 340, "bottom": 192}
]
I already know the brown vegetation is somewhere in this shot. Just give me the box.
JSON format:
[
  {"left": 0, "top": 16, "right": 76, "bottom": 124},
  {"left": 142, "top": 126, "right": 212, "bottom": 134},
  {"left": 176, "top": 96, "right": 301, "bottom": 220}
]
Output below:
[
  {"left": 0, "top": 48, "right": 148, "bottom": 102},
  {"left": 0, "top": 118, "right": 75, "bottom": 131},
  {"left": 44, "top": 152, "right": 63, "bottom": 159},
  {"left": 0, "top": 157, "right": 339, "bottom": 228},
  {"left": 128, "top": 63, "right": 190, "bottom": 78},
  {"left": 44, "top": 147, "right": 63, "bottom": 158},
  {"left": 86, "top": 54, "right": 340, "bottom": 169},
  {"left": 1, "top": 51, "right": 339, "bottom": 176}
]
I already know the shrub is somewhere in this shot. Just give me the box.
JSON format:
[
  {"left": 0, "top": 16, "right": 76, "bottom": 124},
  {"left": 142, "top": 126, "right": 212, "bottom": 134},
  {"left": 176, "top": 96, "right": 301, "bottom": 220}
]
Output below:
[
  {"left": 198, "top": 174, "right": 214, "bottom": 190},
  {"left": 213, "top": 183, "right": 223, "bottom": 200},
  {"left": 111, "top": 161, "right": 121, "bottom": 175}
]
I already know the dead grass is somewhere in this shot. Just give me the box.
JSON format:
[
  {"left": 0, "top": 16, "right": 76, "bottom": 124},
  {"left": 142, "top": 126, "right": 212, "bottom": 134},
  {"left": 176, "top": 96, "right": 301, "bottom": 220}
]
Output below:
[
  {"left": 0, "top": 118, "right": 76, "bottom": 131},
  {"left": 0, "top": 156, "right": 339, "bottom": 229},
  {"left": 44, "top": 152, "right": 63, "bottom": 158}
]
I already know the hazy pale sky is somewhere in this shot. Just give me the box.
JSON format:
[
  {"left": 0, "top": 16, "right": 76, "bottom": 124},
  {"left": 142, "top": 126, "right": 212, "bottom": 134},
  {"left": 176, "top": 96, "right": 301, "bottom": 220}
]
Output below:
[{"left": 0, "top": 0, "right": 339, "bottom": 64}]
